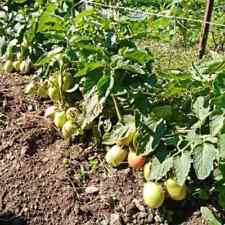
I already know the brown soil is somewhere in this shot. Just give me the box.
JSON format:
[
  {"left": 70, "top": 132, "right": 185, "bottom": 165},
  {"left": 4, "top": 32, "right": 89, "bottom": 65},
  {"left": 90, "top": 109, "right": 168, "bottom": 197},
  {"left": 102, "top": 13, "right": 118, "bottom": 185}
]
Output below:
[{"left": 0, "top": 73, "right": 217, "bottom": 225}]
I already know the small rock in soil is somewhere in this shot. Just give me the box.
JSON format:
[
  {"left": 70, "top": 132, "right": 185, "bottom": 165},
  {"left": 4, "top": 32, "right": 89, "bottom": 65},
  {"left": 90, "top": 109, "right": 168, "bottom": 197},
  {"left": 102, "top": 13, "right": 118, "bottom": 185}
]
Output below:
[
  {"left": 101, "top": 219, "right": 109, "bottom": 225},
  {"left": 147, "top": 213, "right": 154, "bottom": 222},
  {"left": 85, "top": 186, "right": 99, "bottom": 194},
  {"left": 110, "top": 213, "right": 122, "bottom": 225},
  {"left": 132, "top": 198, "right": 145, "bottom": 212},
  {"left": 154, "top": 215, "right": 162, "bottom": 223},
  {"left": 137, "top": 211, "right": 148, "bottom": 219}
]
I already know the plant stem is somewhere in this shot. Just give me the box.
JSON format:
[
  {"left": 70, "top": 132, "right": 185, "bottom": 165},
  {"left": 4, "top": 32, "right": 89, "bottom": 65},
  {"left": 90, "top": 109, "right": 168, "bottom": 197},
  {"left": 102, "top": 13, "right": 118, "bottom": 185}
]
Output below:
[{"left": 111, "top": 94, "right": 122, "bottom": 122}]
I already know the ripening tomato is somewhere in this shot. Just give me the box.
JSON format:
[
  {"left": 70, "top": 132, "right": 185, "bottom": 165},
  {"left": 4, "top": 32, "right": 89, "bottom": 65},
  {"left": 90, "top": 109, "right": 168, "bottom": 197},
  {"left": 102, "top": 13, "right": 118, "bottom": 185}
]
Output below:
[
  {"left": 105, "top": 145, "right": 128, "bottom": 167},
  {"left": 128, "top": 151, "right": 145, "bottom": 169},
  {"left": 143, "top": 182, "right": 165, "bottom": 209},
  {"left": 164, "top": 178, "right": 187, "bottom": 201}
]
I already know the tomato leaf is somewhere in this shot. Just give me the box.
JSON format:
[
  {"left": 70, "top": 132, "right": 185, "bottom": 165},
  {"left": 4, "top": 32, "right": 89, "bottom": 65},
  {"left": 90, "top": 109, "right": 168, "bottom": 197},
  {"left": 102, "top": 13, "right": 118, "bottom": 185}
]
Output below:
[
  {"left": 173, "top": 151, "right": 192, "bottom": 186},
  {"left": 102, "top": 115, "right": 135, "bottom": 145},
  {"left": 193, "top": 96, "right": 210, "bottom": 122},
  {"left": 121, "top": 48, "right": 153, "bottom": 65},
  {"left": 150, "top": 154, "right": 173, "bottom": 181},
  {"left": 201, "top": 207, "right": 222, "bottom": 225},
  {"left": 210, "top": 113, "right": 224, "bottom": 137},
  {"left": 81, "top": 86, "right": 104, "bottom": 129},
  {"left": 218, "top": 133, "right": 225, "bottom": 159},
  {"left": 76, "top": 62, "right": 104, "bottom": 77},
  {"left": 193, "top": 143, "right": 218, "bottom": 180}
]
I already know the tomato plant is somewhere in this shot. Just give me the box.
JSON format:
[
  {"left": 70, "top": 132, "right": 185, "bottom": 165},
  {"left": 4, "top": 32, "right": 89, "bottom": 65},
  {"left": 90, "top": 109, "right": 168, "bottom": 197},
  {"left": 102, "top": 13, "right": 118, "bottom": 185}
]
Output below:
[{"left": 1, "top": 0, "right": 225, "bottom": 213}]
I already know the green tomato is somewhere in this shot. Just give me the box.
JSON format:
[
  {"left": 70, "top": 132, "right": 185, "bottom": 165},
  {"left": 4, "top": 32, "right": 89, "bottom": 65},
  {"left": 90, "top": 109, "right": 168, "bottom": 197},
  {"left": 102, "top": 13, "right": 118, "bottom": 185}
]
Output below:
[
  {"left": 44, "top": 106, "right": 57, "bottom": 119},
  {"left": 57, "top": 73, "right": 74, "bottom": 91},
  {"left": 20, "top": 60, "right": 31, "bottom": 74},
  {"left": 66, "top": 107, "right": 80, "bottom": 121},
  {"left": 105, "top": 145, "right": 128, "bottom": 167},
  {"left": 13, "top": 61, "right": 20, "bottom": 72},
  {"left": 24, "top": 82, "right": 37, "bottom": 96},
  {"left": 37, "top": 81, "right": 49, "bottom": 97},
  {"left": 62, "top": 120, "right": 80, "bottom": 138},
  {"left": 54, "top": 111, "right": 66, "bottom": 129},
  {"left": 143, "top": 182, "right": 165, "bottom": 209},
  {"left": 144, "top": 161, "right": 152, "bottom": 181},
  {"left": 164, "top": 178, "right": 187, "bottom": 201},
  {"left": 48, "top": 87, "right": 60, "bottom": 102},
  {"left": 4, "top": 60, "right": 13, "bottom": 73}
]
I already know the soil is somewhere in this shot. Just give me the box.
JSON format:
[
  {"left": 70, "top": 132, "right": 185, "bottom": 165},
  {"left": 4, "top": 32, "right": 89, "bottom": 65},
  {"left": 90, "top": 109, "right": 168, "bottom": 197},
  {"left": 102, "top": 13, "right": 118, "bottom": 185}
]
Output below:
[{"left": 0, "top": 73, "right": 220, "bottom": 225}]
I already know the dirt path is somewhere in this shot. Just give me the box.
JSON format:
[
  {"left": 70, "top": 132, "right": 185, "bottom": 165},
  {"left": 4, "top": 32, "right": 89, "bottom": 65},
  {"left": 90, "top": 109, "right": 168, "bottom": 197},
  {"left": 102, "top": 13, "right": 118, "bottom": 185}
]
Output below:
[{"left": 0, "top": 73, "right": 209, "bottom": 225}]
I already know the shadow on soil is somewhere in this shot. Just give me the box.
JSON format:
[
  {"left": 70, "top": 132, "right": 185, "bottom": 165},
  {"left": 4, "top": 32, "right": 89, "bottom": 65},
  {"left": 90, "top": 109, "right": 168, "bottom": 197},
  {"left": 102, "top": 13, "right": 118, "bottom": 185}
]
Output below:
[{"left": 0, "top": 212, "right": 26, "bottom": 225}]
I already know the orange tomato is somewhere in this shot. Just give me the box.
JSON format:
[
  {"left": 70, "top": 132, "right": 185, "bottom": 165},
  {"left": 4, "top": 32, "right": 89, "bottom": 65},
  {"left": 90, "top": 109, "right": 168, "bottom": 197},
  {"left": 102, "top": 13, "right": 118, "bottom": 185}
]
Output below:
[{"left": 128, "top": 151, "right": 145, "bottom": 169}]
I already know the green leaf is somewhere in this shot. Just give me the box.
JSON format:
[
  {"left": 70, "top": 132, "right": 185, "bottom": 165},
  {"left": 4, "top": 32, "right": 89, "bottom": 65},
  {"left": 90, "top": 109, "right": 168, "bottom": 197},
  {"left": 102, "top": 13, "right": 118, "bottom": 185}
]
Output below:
[
  {"left": 76, "top": 62, "right": 104, "bottom": 77},
  {"left": 97, "top": 75, "right": 111, "bottom": 97},
  {"left": 218, "top": 133, "right": 225, "bottom": 159},
  {"left": 121, "top": 48, "right": 153, "bottom": 65},
  {"left": 173, "top": 151, "right": 192, "bottom": 186},
  {"left": 74, "top": 9, "right": 96, "bottom": 25},
  {"left": 204, "top": 58, "right": 225, "bottom": 74},
  {"left": 102, "top": 115, "right": 135, "bottom": 145},
  {"left": 14, "top": 0, "right": 28, "bottom": 3},
  {"left": 193, "top": 96, "right": 210, "bottom": 121},
  {"left": 193, "top": 143, "right": 217, "bottom": 180},
  {"left": 152, "top": 119, "right": 167, "bottom": 149},
  {"left": 35, "top": 47, "right": 64, "bottom": 66},
  {"left": 38, "top": 4, "right": 64, "bottom": 32},
  {"left": 135, "top": 116, "right": 166, "bottom": 155},
  {"left": 116, "top": 62, "right": 145, "bottom": 75},
  {"left": 213, "top": 71, "right": 225, "bottom": 97},
  {"left": 81, "top": 86, "right": 104, "bottom": 129},
  {"left": 152, "top": 105, "right": 173, "bottom": 120},
  {"left": 210, "top": 113, "right": 224, "bottom": 136},
  {"left": 150, "top": 154, "right": 173, "bottom": 181},
  {"left": 200, "top": 207, "right": 222, "bottom": 225},
  {"left": 78, "top": 44, "right": 104, "bottom": 55}
]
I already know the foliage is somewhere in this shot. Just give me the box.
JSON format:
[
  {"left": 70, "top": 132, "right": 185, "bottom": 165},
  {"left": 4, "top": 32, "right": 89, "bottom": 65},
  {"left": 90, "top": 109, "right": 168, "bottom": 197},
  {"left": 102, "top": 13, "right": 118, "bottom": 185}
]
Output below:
[{"left": 1, "top": 0, "right": 225, "bottom": 214}]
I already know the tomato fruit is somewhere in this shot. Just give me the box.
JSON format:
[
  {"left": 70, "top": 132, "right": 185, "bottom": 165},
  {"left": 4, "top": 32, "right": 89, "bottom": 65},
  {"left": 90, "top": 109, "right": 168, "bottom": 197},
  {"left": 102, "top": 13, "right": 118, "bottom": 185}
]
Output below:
[
  {"left": 54, "top": 111, "right": 66, "bottom": 129},
  {"left": 4, "top": 60, "right": 13, "bottom": 73},
  {"left": 164, "top": 178, "right": 187, "bottom": 201},
  {"left": 20, "top": 60, "right": 31, "bottom": 74},
  {"left": 143, "top": 182, "right": 165, "bottom": 209},
  {"left": 37, "top": 81, "right": 49, "bottom": 97},
  {"left": 48, "top": 87, "right": 60, "bottom": 102},
  {"left": 66, "top": 107, "right": 79, "bottom": 121},
  {"left": 128, "top": 151, "right": 145, "bottom": 169},
  {"left": 62, "top": 120, "right": 79, "bottom": 138},
  {"left": 44, "top": 106, "right": 57, "bottom": 119},
  {"left": 24, "top": 82, "right": 37, "bottom": 95},
  {"left": 105, "top": 145, "right": 128, "bottom": 167},
  {"left": 144, "top": 161, "right": 151, "bottom": 181},
  {"left": 13, "top": 61, "right": 20, "bottom": 72}
]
